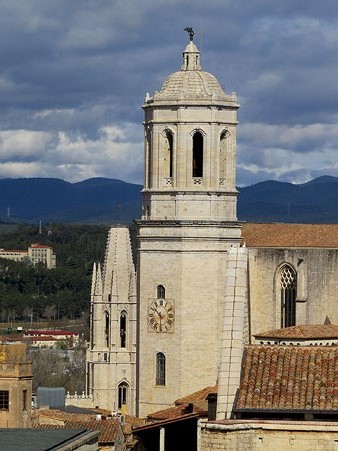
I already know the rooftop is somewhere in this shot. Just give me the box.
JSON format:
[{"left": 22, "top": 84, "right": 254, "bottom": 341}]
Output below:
[
  {"left": 33, "top": 408, "right": 120, "bottom": 444},
  {"left": 241, "top": 223, "right": 338, "bottom": 248},
  {"left": 255, "top": 324, "right": 338, "bottom": 340},
  {"left": 25, "top": 330, "right": 77, "bottom": 336},
  {"left": 236, "top": 344, "right": 338, "bottom": 412},
  {"left": 145, "top": 386, "right": 214, "bottom": 422}
]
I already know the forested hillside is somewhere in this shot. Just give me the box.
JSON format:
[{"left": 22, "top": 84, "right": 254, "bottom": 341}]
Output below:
[{"left": 0, "top": 223, "right": 112, "bottom": 324}]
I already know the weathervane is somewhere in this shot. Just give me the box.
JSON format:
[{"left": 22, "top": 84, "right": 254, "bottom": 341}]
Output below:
[{"left": 184, "top": 27, "right": 194, "bottom": 41}]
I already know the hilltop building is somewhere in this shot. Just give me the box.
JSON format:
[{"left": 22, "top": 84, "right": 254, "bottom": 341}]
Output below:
[
  {"left": 0, "top": 244, "right": 56, "bottom": 269},
  {"left": 0, "top": 342, "right": 32, "bottom": 428},
  {"left": 86, "top": 30, "right": 338, "bottom": 439},
  {"left": 24, "top": 329, "right": 79, "bottom": 349}
]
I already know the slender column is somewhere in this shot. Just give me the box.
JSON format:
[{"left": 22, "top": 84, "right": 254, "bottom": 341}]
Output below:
[{"left": 160, "top": 427, "right": 165, "bottom": 451}]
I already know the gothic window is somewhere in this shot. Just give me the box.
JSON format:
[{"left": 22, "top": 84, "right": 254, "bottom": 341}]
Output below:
[
  {"left": 118, "top": 381, "right": 128, "bottom": 409},
  {"left": 192, "top": 132, "right": 203, "bottom": 177},
  {"left": 156, "top": 352, "right": 166, "bottom": 386},
  {"left": 157, "top": 285, "right": 165, "bottom": 299},
  {"left": 120, "top": 311, "right": 127, "bottom": 348},
  {"left": 164, "top": 131, "right": 173, "bottom": 178},
  {"left": 280, "top": 264, "right": 297, "bottom": 328},
  {"left": 105, "top": 311, "right": 110, "bottom": 347}
]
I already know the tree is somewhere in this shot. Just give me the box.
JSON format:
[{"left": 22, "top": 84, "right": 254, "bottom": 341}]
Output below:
[
  {"left": 30, "top": 347, "right": 86, "bottom": 393},
  {"left": 43, "top": 305, "right": 57, "bottom": 321}
]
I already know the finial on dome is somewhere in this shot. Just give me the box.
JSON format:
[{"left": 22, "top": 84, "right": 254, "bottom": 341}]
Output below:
[
  {"left": 181, "top": 28, "right": 201, "bottom": 71},
  {"left": 184, "top": 27, "right": 194, "bottom": 41}
]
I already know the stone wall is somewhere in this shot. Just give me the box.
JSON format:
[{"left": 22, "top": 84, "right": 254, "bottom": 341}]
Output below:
[
  {"left": 248, "top": 248, "right": 338, "bottom": 335},
  {"left": 200, "top": 420, "right": 338, "bottom": 451}
]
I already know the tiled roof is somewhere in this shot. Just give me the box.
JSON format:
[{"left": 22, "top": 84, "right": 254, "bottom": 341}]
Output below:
[
  {"left": 255, "top": 324, "right": 338, "bottom": 340},
  {"left": 125, "top": 415, "right": 146, "bottom": 428},
  {"left": 236, "top": 345, "right": 338, "bottom": 412},
  {"left": 33, "top": 408, "right": 110, "bottom": 422},
  {"left": 25, "top": 330, "right": 77, "bottom": 336},
  {"left": 174, "top": 386, "right": 217, "bottom": 406},
  {"left": 64, "top": 418, "right": 120, "bottom": 444},
  {"left": 241, "top": 223, "right": 338, "bottom": 248},
  {"left": 33, "top": 409, "right": 120, "bottom": 444},
  {"left": 146, "top": 386, "right": 215, "bottom": 422},
  {"left": 147, "top": 403, "right": 206, "bottom": 421},
  {"left": 31, "top": 244, "right": 51, "bottom": 249}
]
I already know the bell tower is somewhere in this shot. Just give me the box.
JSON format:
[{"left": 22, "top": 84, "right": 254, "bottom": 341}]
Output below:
[{"left": 137, "top": 30, "right": 241, "bottom": 417}]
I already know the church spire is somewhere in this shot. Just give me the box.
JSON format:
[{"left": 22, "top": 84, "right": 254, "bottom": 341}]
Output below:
[{"left": 181, "top": 27, "right": 201, "bottom": 71}]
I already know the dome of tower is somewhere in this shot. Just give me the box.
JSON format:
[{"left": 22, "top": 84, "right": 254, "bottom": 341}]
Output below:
[
  {"left": 157, "top": 69, "right": 227, "bottom": 101},
  {"left": 154, "top": 37, "right": 228, "bottom": 102}
]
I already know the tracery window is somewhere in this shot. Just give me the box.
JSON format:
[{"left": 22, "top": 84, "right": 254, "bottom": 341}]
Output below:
[
  {"left": 157, "top": 285, "right": 165, "bottom": 299},
  {"left": 156, "top": 352, "right": 166, "bottom": 386},
  {"left": 280, "top": 264, "right": 297, "bottom": 328}
]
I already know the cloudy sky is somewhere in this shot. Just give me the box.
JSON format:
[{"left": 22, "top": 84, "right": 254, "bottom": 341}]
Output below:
[{"left": 1, "top": 0, "right": 338, "bottom": 187}]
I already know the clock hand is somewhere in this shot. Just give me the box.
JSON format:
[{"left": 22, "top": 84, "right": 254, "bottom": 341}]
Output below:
[{"left": 159, "top": 310, "right": 163, "bottom": 331}]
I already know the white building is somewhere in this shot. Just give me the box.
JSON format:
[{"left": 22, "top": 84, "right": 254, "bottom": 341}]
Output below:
[
  {"left": 0, "top": 244, "right": 56, "bottom": 269},
  {"left": 28, "top": 244, "right": 56, "bottom": 269}
]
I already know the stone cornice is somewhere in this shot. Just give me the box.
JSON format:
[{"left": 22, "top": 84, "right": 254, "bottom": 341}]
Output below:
[{"left": 135, "top": 219, "right": 242, "bottom": 227}]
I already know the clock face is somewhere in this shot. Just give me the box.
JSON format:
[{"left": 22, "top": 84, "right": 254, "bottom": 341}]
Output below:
[{"left": 148, "top": 299, "right": 174, "bottom": 332}]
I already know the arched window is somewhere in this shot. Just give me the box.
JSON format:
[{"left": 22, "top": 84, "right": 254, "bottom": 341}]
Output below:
[
  {"left": 164, "top": 131, "right": 173, "bottom": 178},
  {"left": 192, "top": 132, "right": 203, "bottom": 177},
  {"left": 280, "top": 265, "right": 297, "bottom": 328},
  {"left": 104, "top": 311, "right": 110, "bottom": 347},
  {"left": 120, "top": 311, "right": 127, "bottom": 348},
  {"left": 118, "top": 381, "right": 128, "bottom": 409},
  {"left": 157, "top": 285, "right": 165, "bottom": 299},
  {"left": 156, "top": 352, "right": 166, "bottom": 386}
]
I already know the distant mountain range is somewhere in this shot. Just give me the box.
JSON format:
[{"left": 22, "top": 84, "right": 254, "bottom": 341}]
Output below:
[
  {"left": 238, "top": 175, "right": 338, "bottom": 223},
  {"left": 1, "top": 175, "right": 338, "bottom": 225},
  {"left": 0, "top": 177, "right": 142, "bottom": 224}
]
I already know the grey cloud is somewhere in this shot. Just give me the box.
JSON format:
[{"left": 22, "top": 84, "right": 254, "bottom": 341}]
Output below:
[{"left": 1, "top": 0, "right": 338, "bottom": 186}]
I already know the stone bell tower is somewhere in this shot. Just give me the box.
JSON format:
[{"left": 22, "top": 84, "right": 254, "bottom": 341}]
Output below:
[
  {"left": 136, "top": 30, "right": 242, "bottom": 417},
  {"left": 86, "top": 227, "right": 137, "bottom": 415}
]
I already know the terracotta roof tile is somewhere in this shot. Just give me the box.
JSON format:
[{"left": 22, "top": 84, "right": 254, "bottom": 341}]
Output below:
[
  {"left": 242, "top": 223, "right": 338, "bottom": 248},
  {"left": 33, "top": 409, "right": 120, "bottom": 444},
  {"left": 34, "top": 409, "right": 97, "bottom": 423},
  {"left": 236, "top": 345, "right": 338, "bottom": 412},
  {"left": 64, "top": 418, "right": 120, "bottom": 443},
  {"left": 125, "top": 415, "right": 146, "bottom": 428},
  {"left": 255, "top": 325, "right": 338, "bottom": 340},
  {"left": 174, "top": 386, "right": 217, "bottom": 405},
  {"left": 145, "top": 386, "right": 215, "bottom": 422},
  {"left": 147, "top": 403, "right": 206, "bottom": 421}
]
